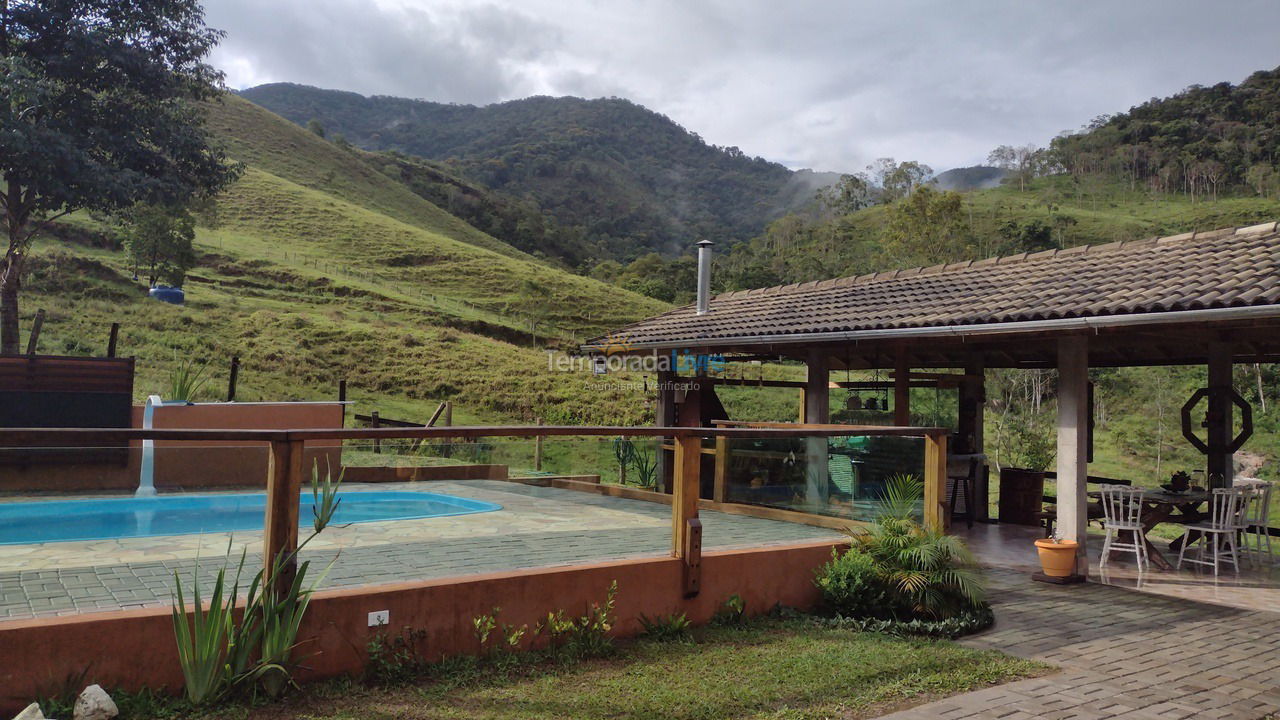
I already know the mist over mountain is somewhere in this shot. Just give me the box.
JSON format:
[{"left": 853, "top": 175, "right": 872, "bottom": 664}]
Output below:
[{"left": 933, "top": 166, "right": 1008, "bottom": 191}]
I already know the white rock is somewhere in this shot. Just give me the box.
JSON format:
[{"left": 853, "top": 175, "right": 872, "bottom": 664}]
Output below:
[
  {"left": 11, "top": 703, "right": 45, "bottom": 720},
  {"left": 72, "top": 685, "right": 117, "bottom": 720}
]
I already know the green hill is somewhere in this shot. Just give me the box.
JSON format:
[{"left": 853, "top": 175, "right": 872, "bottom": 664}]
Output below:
[
  {"left": 239, "top": 83, "right": 809, "bottom": 261},
  {"left": 19, "top": 94, "right": 667, "bottom": 426}
]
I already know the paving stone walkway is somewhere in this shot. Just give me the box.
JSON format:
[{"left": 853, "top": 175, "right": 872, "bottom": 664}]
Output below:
[
  {"left": 878, "top": 569, "right": 1280, "bottom": 720},
  {"left": 0, "top": 480, "right": 841, "bottom": 620}
]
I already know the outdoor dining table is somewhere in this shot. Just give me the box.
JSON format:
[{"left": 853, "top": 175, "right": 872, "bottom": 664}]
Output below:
[{"left": 1089, "top": 488, "right": 1211, "bottom": 570}]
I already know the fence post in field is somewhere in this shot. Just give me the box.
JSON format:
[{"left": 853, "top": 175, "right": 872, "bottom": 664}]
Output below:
[
  {"left": 25, "top": 309, "right": 45, "bottom": 355},
  {"left": 264, "top": 438, "right": 305, "bottom": 591},
  {"left": 106, "top": 320, "right": 120, "bottom": 356},
  {"left": 672, "top": 433, "right": 703, "bottom": 597},
  {"left": 226, "top": 356, "right": 240, "bottom": 402},
  {"left": 371, "top": 411, "right": 380, "bottom": 454}
]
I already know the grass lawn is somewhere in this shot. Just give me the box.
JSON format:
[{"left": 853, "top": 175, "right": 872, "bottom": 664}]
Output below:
[{"left": 119, "top": 618, "right": 1046, "bottom": 720}]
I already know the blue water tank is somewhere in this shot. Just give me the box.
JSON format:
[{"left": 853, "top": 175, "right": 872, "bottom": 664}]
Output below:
[{"left": 149, "top": 285, "right": 185, "bottom": 305}]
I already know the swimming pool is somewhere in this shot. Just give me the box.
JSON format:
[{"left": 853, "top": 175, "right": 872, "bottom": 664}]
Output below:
[{"left": 0, "top": 491, "right": 502, "bottom": 545}]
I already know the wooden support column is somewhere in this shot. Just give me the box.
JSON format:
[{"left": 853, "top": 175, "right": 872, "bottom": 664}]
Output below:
[
  {"left": 959, "top": 356, "right": 988, "bottom": 520},
  {"left": 672, "top": 433, "right": 703, "bottom": 597},
  {"left": 264, "top": 438, "right": 306, "bottom": 590},
  {"left": 1055, "top": 337, "right": 1090, "bottom": 577},
  {"left": 894, "top": 349, "right": 911, "bottom": 426},
  {"left": 923, "top": 432, "right": 947, "bottom": 530},
  {"left": 1207, "top": 342, "right": 1234, "bottom": 487},
  {"left": 804, "top": 348, "right": 830, "bottom": 509}
]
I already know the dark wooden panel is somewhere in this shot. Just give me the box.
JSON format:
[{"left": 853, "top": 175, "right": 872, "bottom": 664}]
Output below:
[{"left": 0, "top": 355, "right": 134, "bottom": 395}]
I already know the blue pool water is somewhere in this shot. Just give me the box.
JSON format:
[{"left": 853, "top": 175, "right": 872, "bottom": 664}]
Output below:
[{"left": 0, "top": 491, "right": 502, "bottom": 545}]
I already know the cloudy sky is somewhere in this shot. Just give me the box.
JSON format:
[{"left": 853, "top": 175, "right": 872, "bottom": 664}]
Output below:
[{"left": 204, "top": 0, "right": 1280, "bottom": 173}]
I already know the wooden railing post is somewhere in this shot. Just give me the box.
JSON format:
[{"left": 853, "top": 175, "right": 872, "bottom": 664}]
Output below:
[
  {"left": 712, "top": 435, "right": 729, "bottom": 503},
  {"left": 534, "top": 418, "right": 544, "bottom": 471},
  {"left": 923, "top": 432, "right": 947, "bottom": 531},
  {"left": 264, "top": 438, "right": 305, "bottom": 590},
  {"left": 672, "top": 433, "right": 702, "bottom": 597}
]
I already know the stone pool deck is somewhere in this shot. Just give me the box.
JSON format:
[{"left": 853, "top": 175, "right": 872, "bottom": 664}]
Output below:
[{"left": 0, "top": 480, "right": 843, "bottom": 621}]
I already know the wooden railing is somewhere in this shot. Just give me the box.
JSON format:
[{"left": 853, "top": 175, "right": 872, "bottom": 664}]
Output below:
[{"left": 0, "top": 424, "right": 949, "bottom": 597}]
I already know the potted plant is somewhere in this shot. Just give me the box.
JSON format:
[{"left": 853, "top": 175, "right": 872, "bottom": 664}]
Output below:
[
  {"left": 998, "top": 423, "right": 1056, "bottom": 526},
  {"left": 1034, "top": 533, "right": 1079, "bottom": 577}
]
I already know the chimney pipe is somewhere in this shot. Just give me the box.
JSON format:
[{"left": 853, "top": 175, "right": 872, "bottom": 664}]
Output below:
[{"left": 695, "top": 239, "right": 713, "bottom": 315}]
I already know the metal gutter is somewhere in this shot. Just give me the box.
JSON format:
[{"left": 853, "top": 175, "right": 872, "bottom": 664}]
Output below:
[{"left": 580, "top": 304, "right": 1280, "bottom": 352}]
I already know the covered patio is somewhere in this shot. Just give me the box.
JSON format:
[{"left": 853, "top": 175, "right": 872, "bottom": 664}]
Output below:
[{"left": 586, "top": 221, "right": 1280, "bottom": 598}]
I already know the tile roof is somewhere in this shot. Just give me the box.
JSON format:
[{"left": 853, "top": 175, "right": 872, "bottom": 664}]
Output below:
[{"left": 588, "top": 221, "right": 1280, "bottom": 349}]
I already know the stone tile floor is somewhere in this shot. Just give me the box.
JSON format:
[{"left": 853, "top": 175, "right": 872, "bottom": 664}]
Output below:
[
  {"left": 0, "top": 480, "right": 841, "bottom": 621},
  {"left": 879, "top": 568, "right": 1280, "bottom": 720},
  {"left": 956, "top": 521, "right": 1280, "bottom": 613}
]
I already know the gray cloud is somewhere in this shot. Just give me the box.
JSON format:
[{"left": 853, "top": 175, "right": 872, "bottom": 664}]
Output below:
[{"left": 203, "top": 0, "right": 1280, "bottom": 172}]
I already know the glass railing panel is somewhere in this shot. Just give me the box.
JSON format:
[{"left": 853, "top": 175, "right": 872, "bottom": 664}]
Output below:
[{"left": 722, "top": 433, "right": 926, "bottom": 522}]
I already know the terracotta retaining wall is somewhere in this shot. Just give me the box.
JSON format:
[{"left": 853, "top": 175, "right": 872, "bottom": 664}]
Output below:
[
  {"left": 0, "top": 540, "right": 843, "bottom": 712},
  {"left": 0, "top": 403, "right": 344, "bottom": 493},
  {"left": 342, "top": 464, "right": 509, "bottom": 482}
]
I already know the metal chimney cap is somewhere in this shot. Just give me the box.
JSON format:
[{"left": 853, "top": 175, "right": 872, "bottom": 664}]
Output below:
[{"left": 696, "top": 239, "right": 714, "bottom": 247}]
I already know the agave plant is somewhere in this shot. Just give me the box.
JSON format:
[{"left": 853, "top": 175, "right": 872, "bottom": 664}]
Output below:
[
  {"left": 171, "top": 544, "right": 248, "bottom": 705},
  {"left": 167, "top": 353, "right": 212, "bottom": 403},
  {"left": 612, "top": 437, "right": 658, "bottom": 489},
  {"left": 171, "top": 461, "right": 343, "bottom": 703}
]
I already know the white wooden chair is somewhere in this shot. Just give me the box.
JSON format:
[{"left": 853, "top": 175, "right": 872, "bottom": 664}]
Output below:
[
  {"left": 1177, "top": 486, "right": 1251, "bottom": 577},
  {"left": 1238, "top": 481, "right": 1274, "bottom": 566},
  {"left": 1098, "top": 485, "right": 1148, "bottom": 572}
]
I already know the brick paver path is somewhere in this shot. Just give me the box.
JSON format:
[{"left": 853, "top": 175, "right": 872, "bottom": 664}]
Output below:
[{"left": 879, "top": 569, "right": 1280, "bottom": 720}]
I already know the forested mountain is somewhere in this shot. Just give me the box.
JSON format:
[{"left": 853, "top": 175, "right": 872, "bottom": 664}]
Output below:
[
  {"left": 1051, "top": 66, "right": 1280, "bottom": 199},
  {"left": 240, "top": 83, "right": 809, "bottom": 262}
]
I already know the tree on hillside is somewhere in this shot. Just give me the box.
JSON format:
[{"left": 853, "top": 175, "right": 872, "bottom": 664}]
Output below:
[
  {"left": 880, "top": 187, "right": 973, "bottom": 267},
  {"left": 816, "top": 173, "right": 872, "bottom": 216},
  {"left": 307, "top": 118, "right": 326, "bottom": 138},
  {"left": 987, "top": 145, "right": 1047, "bottom": 192},
  {"left": 868, "top": 158, "right": 933, "bottom": 201},
  {"left": 0, "top": 0, "right": 240, "bottom": 354},
  {"left": 119, "top": 204, "right": 197, "bottom": 288}
]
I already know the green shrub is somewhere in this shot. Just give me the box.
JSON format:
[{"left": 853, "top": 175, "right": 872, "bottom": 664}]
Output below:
[
  {"left": 638, "top": 612, "right": 693, "bottom": 643},
  {"left": 814, "top": 547, "right": 898, "bottom": 620},
  {"left": 366, "top": 628, "right": 428, "bottom": 685},
  {"left": 710, "top": 593, "right": 747, "bottom": 627},
  {"left": 818, "top": 604, "right": 995, "bottom": 639}
]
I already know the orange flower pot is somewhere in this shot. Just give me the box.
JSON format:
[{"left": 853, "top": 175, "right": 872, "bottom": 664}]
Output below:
[{"left": 1034, "top": 539, "right": 1079, "bottom": 577}]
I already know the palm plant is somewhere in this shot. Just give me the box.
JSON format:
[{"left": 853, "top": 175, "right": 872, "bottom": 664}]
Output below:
[{"left": 840, "top": 474, "right": 987, "bottom": 620}]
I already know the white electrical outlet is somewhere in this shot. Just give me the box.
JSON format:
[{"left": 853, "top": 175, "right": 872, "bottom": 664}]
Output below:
[{"left": 368, "top": 610, "right": 390, "bottom": 627}]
